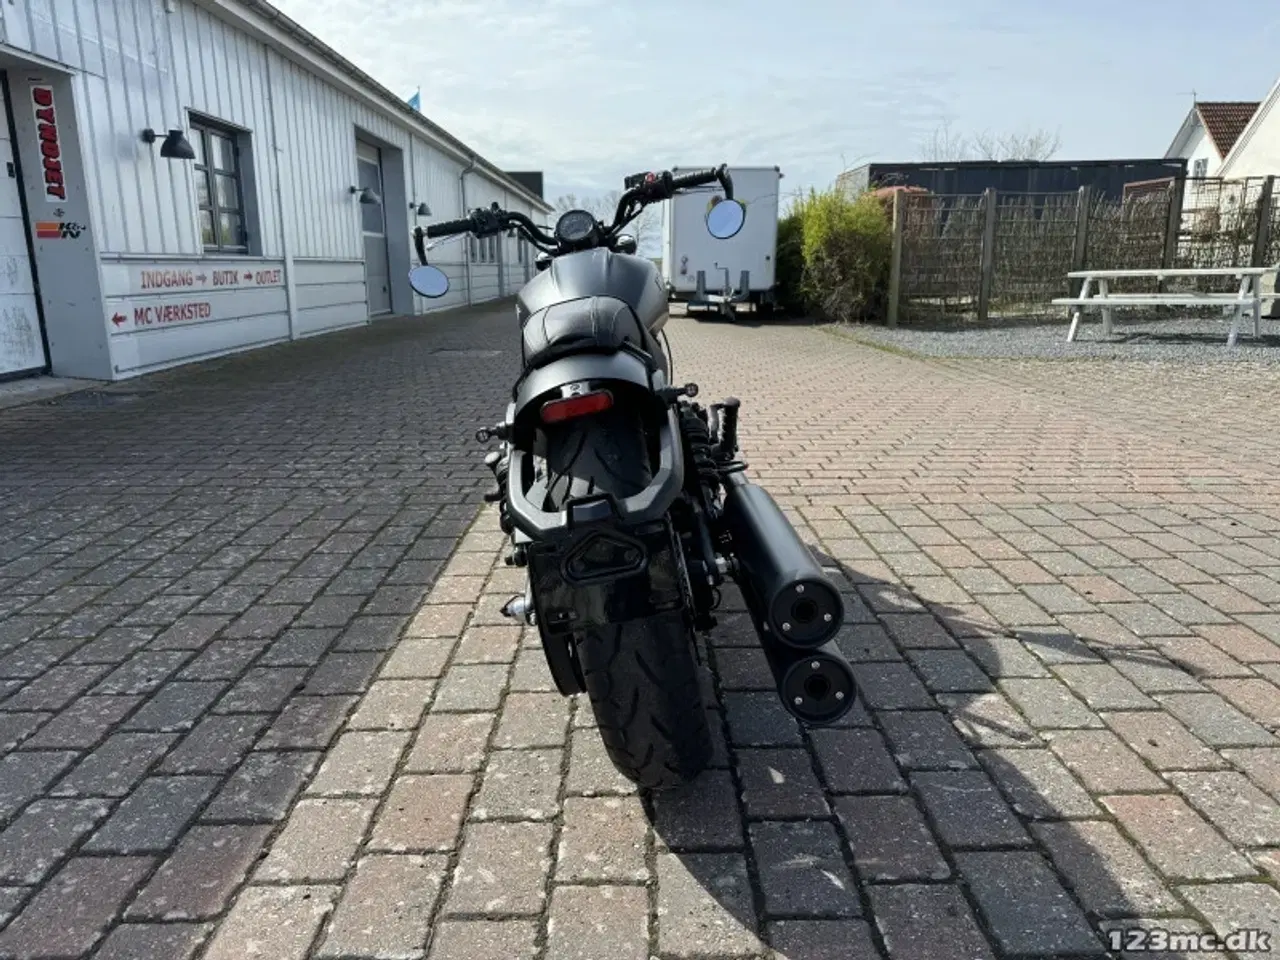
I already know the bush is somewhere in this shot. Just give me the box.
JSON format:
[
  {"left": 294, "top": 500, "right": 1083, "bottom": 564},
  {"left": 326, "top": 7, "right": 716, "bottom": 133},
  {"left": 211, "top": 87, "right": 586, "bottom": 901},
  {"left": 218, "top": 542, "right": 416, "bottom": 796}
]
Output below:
[{"left": 779, "top": 187, "right": 892, "bottom": 323}]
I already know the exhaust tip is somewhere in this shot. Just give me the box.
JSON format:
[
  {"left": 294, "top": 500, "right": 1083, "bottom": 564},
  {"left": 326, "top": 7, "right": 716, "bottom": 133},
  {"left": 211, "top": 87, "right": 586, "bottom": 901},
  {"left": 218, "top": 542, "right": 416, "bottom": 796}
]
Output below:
[
  {"left": 781, "top": 653, "right": 856, "bottom": 725},
  {"left": 771, "top": 578, "right": 843, "bottom": 649}
]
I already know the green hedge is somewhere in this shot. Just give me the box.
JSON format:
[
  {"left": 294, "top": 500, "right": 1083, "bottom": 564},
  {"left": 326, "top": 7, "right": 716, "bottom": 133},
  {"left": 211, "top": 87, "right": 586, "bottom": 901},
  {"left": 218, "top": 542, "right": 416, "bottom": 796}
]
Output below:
[{"left": 775, "top": 187, "right": 891, "bottom": 323}]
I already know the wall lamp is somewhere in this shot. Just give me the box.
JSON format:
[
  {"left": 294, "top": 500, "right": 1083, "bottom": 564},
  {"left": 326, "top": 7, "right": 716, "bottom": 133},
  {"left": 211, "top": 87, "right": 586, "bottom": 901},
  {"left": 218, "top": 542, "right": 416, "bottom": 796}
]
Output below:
[
  {"left": 411, "top": 202, "right": 431, "bottom": 216},
  {"left": 349, "top": 185, "right": 380, "bottom": 204},
  {"left": 141, "top": 128, "right": 195, "bottom": 160}
]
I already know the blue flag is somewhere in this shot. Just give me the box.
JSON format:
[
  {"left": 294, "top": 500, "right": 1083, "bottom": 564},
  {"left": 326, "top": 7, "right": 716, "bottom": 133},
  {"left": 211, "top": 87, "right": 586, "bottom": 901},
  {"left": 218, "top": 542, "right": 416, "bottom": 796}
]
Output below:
[{"left": 407, "top": 89, "right": 421, "bottom": 111}]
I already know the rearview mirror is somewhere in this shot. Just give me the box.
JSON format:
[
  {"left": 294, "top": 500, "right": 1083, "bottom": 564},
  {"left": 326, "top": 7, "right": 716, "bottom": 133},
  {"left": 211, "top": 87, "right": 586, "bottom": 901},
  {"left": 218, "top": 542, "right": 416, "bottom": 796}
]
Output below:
[
  {"left": 706, "top": 199, "right": 746, "bottom": 240},
  {"left": 409, "top": 264, "right": 450, "bottom": 298}
]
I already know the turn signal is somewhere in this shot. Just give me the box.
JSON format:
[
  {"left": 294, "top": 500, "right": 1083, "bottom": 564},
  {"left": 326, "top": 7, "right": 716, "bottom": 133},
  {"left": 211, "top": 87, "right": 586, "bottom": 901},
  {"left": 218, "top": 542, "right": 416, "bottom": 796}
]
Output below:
[{"left": 541, "top": 390, "right": 614, "bottom": 424}]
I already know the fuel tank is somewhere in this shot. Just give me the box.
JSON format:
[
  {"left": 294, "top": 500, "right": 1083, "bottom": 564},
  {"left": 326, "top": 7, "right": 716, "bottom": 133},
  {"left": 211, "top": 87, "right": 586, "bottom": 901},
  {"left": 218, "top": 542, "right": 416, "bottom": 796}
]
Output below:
[{"left": 516, "top": 249, "right": 670, "bottom": 336}]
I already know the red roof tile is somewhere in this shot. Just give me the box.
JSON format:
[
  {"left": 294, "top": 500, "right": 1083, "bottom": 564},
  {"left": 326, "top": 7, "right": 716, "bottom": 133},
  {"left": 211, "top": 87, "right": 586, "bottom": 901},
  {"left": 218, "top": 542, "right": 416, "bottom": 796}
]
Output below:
[{"left": 1195, "top": 102, "right": 1260, "bottom": 158}]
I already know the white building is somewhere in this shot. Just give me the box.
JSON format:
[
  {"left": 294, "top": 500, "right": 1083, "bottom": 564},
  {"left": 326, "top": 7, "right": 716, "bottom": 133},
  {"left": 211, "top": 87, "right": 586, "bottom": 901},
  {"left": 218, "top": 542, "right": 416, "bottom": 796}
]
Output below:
[
  {"left": 1220, "top": 75, "right": 1280, "bottom": 180},
  {"left": 0, "top": 0, "right": 551, "bottom": 382},
  {"left": 1165, "top": 100, "right": 1260, "bottom": 179}
]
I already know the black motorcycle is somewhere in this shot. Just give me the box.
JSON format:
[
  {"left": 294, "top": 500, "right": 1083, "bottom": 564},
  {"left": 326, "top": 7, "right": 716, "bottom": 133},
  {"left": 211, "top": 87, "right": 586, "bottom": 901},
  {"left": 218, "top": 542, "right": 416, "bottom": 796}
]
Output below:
[{"left": 409, "top": 165, "right": 857, "bottom": 789}]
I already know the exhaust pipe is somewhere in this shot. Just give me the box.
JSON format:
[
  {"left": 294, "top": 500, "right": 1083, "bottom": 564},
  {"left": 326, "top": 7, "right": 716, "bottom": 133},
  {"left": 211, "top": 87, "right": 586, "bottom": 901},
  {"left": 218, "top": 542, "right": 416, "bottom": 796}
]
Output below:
[
  {"left": 721, "top": 472, "right": 843, "bottom": 649},
  {"left": 735, "top": 564, "right": 857, "bottom": 725}
]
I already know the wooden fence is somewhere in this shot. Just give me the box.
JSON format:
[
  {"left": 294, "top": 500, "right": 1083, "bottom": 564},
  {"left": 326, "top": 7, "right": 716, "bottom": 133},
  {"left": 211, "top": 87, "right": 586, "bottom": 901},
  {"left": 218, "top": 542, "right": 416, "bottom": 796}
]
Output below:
[{"left": 885, "top": 176, "right": 1279, "bottom": 324}]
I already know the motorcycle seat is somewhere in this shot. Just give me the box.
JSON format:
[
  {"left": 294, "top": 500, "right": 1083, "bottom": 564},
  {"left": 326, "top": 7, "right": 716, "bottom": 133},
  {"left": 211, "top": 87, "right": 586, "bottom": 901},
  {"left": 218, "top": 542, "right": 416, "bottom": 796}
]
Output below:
[{"left": 520, "top": 295, "right": 657, "bottom": 369}]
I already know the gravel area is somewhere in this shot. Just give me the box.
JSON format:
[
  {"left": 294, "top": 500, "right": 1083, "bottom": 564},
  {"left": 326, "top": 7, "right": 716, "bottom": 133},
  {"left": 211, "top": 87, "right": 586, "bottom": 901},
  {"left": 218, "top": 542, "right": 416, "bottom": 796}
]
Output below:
[{"left": 827, "top": 312, "right": 1280, "bottom": 363}]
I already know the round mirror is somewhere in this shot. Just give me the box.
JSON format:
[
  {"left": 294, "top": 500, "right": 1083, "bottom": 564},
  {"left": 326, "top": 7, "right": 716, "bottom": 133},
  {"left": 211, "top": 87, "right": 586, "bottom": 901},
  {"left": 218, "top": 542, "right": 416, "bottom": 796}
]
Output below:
[
  {"left": 409, "top": 264, "right": 450, "bottom": 298},
  {"left": 706, "top": 198, "right": 746, "bottom": 240}
]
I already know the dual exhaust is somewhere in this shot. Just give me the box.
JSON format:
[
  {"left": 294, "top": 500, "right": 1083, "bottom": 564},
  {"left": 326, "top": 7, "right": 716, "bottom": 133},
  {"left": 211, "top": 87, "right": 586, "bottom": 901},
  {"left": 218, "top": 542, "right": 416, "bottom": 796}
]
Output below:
[{"left": 720, "top": 473, "right": 858, "bottom": 725}]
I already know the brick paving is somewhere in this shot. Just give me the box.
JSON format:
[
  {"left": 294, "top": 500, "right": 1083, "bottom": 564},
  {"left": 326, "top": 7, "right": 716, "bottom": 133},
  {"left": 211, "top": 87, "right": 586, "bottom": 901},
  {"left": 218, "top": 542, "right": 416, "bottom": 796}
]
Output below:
[{"left": 1, "top": 306, "right": 1279, "bottom": 958}]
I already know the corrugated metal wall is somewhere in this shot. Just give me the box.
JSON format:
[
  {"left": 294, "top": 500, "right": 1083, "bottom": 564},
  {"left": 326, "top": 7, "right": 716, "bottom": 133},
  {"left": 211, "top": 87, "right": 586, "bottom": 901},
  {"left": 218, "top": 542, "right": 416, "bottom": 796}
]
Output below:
[{"left": 2, "top": 0, "right": 535, "bottom": 271}]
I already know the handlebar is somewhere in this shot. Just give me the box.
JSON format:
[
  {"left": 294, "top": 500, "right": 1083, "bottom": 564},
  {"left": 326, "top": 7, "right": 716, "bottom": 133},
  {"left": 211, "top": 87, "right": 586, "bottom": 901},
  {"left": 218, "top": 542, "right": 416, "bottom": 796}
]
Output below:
[{"left": 412, "top": 164, "right": 735, "bottom": 266}]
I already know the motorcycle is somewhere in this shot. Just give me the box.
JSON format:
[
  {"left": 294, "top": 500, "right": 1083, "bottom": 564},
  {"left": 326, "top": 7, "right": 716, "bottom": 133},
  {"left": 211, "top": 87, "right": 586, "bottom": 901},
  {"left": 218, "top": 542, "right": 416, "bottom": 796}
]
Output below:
[{"left": 409, "top": 165, "right": 858, "bottom": 789}]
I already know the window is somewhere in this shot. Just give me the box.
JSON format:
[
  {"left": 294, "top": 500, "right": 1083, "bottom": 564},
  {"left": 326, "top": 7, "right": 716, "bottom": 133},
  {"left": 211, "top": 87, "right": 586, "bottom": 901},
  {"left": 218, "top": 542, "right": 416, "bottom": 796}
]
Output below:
[
  {"left": 470, "top": 236, "right": 479, "bottom": 262},
  {"left": 1192, "top": 157, "right": 1209, "bottom": 178},
  {"left": 488, "top": 235, "right": 497, "bottom": 262},
  {"left": 191, "top": 118, "right": 248, "bottom": 252}
]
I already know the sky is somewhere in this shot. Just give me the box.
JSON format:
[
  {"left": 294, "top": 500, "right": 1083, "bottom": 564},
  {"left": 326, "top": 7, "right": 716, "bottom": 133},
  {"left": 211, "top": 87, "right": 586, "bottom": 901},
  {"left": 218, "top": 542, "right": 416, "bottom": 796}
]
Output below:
[{"left": 272, "top": 0, "right": 1280, "bottom": 212}]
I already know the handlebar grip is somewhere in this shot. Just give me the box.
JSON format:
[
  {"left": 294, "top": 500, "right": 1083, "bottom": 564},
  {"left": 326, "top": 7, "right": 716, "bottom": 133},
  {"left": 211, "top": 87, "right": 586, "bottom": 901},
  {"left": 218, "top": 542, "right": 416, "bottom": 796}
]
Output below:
[
  {"left": 425, "top": 217, "right": 474, "bottom": 238},
  {"left": 670, "top": 167, "right": 720, "bottom": 189}
]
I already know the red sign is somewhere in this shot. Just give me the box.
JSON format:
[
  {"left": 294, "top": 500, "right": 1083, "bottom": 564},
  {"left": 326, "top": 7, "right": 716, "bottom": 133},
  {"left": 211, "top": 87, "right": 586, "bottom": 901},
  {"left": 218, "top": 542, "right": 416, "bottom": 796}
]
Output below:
[
  {"left": 31, "top": 85, "right": 66, "bottom": 202},
  {"left": 132, "top": 301, "right": 212, "bottom": 327}
]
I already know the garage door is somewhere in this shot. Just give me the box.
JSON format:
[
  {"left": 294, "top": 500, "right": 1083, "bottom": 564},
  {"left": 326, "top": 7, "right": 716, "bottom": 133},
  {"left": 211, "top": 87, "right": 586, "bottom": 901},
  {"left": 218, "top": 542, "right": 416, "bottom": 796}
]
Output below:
[{"left": 0, "top": 78, "right": 46, "bottom": 377}]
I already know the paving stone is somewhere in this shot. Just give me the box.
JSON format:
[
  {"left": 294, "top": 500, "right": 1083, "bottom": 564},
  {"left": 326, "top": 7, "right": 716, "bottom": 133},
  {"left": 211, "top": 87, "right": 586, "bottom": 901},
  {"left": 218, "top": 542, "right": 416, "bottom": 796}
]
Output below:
[
  {"left": 368, "top": 774, "right": 473, "bottom": 853},
  {"left": 556, "top": 795, "right": 648, "bottom": 882},
  {"left": 1100, "top": 651, "right": 1203, "bottom": 696},
  {"left": 1034, "top": 819, "right": 1182, "bottom": 917},
  {"left": 1153, "top": 637, "right": 1255, "bottom": 679},
  {"left": 881, "top": 612, "right": 956, "bottom": 648},
  {"left": 1018, "top": 629, "right": 1104, "bottom": 664},
  {"left": 214, "top": 666, "right": 309, "bottom": 714},
  {"left": 546, "top": 885, "right": 649, "bottom": 960},
  {"left": 750, "top": 820, "right": 860, "bottom": 918},
  {"left": 850, "top": 662, "right": 935, "bottom": 709},
  {"left": 256, "top": 798, "right": 377, "bottom": 882},
  {"left": 159, "top": 713, "right": 268, "bottom": 774},
  {"left": 405, "top": 713, "right": 496, "bottom": 773},
  {"left": 1195, "top": 623, "right": 1280, "bottom": 663},
  {"left": 978, "top": 747, "right": 1099, "bottom": 819},
  {"left": 879, "top": 710, "right": 976, "bottom": 770},
  {"left": 509, "top": 646, "right": 557, "bottom": 692},
  {"left": 82, "top": 775, "right": 218, "bottom": 854},
  {"left": 955, "top": 851, "right": 1102, "bottom": 956},
  {"left": 911, "top": 770, "right": 1030, "bottom": 848},
  {"left": 93, "top": 922, "right": 211, "bottom": 960},
  {"left": 1052, "top": 662, "right": 1157, "bottom": 710},
  {"left": 1205, "top": 677, "right": 1280, "bottom": 730},
  {"left": 66, "top": 626, "right": 157, "bottom": 664},
  {"left": 566, "top": 728, "right": 638, "bottom": 796},
  {"left": 51, "top": 731, "right": 176, "bottom": 797},
  {"left": 23, "top": 694, "right": 139, "bottom": 747},
  {"left": 1103, "top": 710, "right": 1228, "bottom": 770},
  {"left": 446, "top": 821, "right": 553, "bottom": 916},
  {"left": 334, "top": 614, "right": 408, "bottom": 651},
  {"left": 258, "top": 694, "right": 356, "bottom": 749},
  {"left": 493, "top": 691, "right": 570, "bottom": 749},
  {"left": 652, "top": 769, "right": 743, "bottom": 851},
  {"left": 1156, "top": 692, "right": 1276, "bottom": 747},
  {"left": 347, "top": 678, "right": 435, "bottom": 731},
  {"left": 307, "top": 730, "right": 411, "bottom": 796},
  {"left": 258, "top": 628, "right": 337, "bottom": 666},
  {"left": 768, "top": 920, "right": 883, "bottom": 960},
  {"left": 1001, "top": 677, "right": 1103, "bottom": 729},
  {"left": 0, "top": 856, "right": 154, "bottom": 959},
  {"left": 127, "top": 824, "right": 272, "bottom": 920},
  {"left": 5, "top": 663, "right": 111, "bottom": 711},
  {"left": 811, "top": 727, "right": 905, "bottom": 793},
  {"left": 1177, "top": 883, "right": 1280, "bottom": 959},
  {"left": 1165, "top": 770, "right": 1280, "bottom": 846},
  {"left": 1223, "top": 747, "right": 1280, "bottom": 800},
  {"left": 453, "top": 625, "right": 521, "bottom": 664},
  {"left": 656, "top": 853, "right": 763, "bottom": 957},
  {"left": 303, "top": 651, "right": 383, "bottom": 693},
  {"left": 866, "top": 883, "right": 995, "bottom": 960},
  {"left": 427, "top": 920, "right": 538, "bottom": 960},
  {"left": 471, "top": 747, "right": 561, "bottom": 820},
  {"left": 202, "top": 750, "right": 320, "bottom": 822},
  {"left": 431, "top": 663, "right": 507, "bottom": 712},
  {"left": 0, "top": 798, "right": 111, "bottom": 884},
  {"left": 937, "top": 691, "right": 1042, "bottom": 748},
  {"left": 835, "top": 623, "right": 902, "bottom": 662},
  {"left": 202, "top": 884, "right": 338, "bottom": 960},
  {"left": 122, "top": 682, "right": 227, "bottom": 732},
  {"left": 177, "top": 640, "right": 268, "bottom": 681},
  {"left": 904, "top": 648, "right": 994, "bottom": 692},
  {"left": 316, "top": 854, "right": 448, "bottom": 959},
  {"left": 736, "top": 748, "right": 829, "bottom": 818},
  {"left": 1046, "top": 729, "right": 1167, "bottom": 793},
  {"left": 834, "top": 795, "right": 949, "bottom": 882},
  {"left": 722, "top": 690, "right": 803, "bottom": 746},
  {"left": 1101, "top": 793, "right": 1257, "bottom": 880}
]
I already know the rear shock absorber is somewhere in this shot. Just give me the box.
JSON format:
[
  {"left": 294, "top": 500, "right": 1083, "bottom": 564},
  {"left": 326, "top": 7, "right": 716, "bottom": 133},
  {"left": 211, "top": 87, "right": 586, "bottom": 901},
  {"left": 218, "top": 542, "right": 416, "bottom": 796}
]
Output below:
[{"left": 713, "top": 397, "right": 741, "bottom": 460}]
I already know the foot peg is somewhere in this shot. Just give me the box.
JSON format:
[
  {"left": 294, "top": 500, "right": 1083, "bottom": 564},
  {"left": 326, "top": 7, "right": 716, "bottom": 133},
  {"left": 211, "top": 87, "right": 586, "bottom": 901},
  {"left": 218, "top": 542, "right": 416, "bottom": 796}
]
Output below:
[{"left": 501, "top": 594, "right": 534, "bottom": 624}]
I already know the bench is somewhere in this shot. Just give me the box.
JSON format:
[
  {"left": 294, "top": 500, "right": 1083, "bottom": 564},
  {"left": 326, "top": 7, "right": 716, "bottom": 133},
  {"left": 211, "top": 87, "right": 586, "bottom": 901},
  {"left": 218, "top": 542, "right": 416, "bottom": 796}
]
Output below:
[{"left": 1051, "top": 267, "right": 1275, "bottom": 347}]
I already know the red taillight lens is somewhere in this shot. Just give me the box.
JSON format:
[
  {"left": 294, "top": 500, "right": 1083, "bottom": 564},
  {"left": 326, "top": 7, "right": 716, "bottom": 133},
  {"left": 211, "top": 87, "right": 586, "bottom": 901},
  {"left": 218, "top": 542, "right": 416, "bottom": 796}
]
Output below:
[{"left": 541, "top": 390, "right": 614, "bottom": 424}]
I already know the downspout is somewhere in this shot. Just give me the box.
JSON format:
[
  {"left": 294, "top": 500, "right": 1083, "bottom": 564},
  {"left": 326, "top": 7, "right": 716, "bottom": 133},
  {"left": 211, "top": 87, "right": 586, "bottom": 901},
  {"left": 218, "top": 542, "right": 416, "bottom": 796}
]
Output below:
[
  {"left": 459, "top": 154, "right": 477, "bottom": 306},
  {"left": 265, "top": 50, "right": 298, "bottom": 339}
]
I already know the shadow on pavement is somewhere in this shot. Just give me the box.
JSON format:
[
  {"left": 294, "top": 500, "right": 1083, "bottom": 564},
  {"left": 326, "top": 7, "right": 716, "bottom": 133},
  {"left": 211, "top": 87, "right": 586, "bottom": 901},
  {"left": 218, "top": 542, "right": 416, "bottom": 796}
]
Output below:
[{"left": 644, "top": 548, "right": 1210, "bottom": 960}]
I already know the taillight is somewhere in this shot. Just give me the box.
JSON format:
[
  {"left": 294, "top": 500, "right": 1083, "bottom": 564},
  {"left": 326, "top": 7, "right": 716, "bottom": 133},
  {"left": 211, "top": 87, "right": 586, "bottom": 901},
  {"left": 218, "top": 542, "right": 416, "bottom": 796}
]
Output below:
[{"left": 541, "top": 390, "right": 614, "bottom": 424}]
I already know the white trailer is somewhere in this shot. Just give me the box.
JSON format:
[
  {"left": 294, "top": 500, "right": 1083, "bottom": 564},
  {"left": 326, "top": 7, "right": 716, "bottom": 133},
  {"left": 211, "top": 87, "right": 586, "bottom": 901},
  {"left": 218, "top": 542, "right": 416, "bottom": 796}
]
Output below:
[{"left": 661, "top": 166, "right": 782, "bottom": 318}]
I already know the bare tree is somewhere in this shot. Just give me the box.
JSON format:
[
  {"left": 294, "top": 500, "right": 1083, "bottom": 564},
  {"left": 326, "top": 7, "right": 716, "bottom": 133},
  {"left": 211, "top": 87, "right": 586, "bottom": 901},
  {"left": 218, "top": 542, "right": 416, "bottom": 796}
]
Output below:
[{"left": 919, "top": 122, "right": 1061, "bottom": 162}]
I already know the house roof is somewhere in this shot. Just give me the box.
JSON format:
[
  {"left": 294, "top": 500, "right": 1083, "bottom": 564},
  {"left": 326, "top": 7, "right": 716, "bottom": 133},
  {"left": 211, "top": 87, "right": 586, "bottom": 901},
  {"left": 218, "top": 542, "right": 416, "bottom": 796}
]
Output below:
[{"left": 1195, "top": 102, "right": 1260, "bottom": 158}]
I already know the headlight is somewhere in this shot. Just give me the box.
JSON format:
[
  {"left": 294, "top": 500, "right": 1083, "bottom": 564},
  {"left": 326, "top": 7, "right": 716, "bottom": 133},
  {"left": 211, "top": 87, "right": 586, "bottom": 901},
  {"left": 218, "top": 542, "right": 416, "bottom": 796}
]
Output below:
[{"left": 556, "top": 209, "right": 597, "bottom": 244}]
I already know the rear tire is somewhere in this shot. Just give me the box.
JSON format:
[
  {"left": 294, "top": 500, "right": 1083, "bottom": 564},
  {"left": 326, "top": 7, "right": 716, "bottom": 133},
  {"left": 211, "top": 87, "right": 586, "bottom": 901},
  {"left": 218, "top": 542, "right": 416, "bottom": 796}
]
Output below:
[{"left": 544, "top": 410, "right": 712, "bottom": 790}]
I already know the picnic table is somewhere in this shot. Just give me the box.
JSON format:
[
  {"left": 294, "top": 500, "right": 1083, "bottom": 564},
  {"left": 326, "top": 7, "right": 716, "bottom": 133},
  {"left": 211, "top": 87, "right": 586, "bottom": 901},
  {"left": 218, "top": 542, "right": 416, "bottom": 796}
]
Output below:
[{"left": 1052, "top": 266, "right": 1275, "bottom": 346}]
